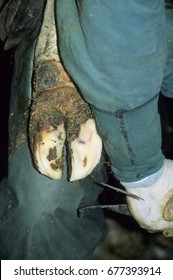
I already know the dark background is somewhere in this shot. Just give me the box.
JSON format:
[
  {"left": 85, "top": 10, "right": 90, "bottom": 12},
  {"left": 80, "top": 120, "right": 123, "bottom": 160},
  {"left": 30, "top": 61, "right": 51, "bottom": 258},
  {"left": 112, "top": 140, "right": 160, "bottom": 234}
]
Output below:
[{"left": 0, "top": 40, "right": 14, "bottom": 180}]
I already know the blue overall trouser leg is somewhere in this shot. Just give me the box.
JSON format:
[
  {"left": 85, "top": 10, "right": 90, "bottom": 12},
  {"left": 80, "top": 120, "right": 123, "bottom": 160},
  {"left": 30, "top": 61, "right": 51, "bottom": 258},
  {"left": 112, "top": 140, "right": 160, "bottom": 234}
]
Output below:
[
  {"left": 91, "top": 95, "right": 164, "bottom": 182},
  {"left": 56, "top": 0, "right": 167, "bottom": 182}
]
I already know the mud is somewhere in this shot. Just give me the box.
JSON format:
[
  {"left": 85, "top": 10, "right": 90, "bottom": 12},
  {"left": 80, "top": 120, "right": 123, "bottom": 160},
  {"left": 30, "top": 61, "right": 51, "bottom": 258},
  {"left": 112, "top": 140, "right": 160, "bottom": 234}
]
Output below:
[{"left": 29, "top": 85, "right": 92, "bottom": 143}]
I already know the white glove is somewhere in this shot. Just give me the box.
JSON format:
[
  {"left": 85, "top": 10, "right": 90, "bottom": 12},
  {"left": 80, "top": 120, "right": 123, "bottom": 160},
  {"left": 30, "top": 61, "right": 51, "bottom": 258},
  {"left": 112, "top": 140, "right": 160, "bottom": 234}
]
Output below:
[{"left": 124, "top": 159, "right": 173, "bottom": 236}]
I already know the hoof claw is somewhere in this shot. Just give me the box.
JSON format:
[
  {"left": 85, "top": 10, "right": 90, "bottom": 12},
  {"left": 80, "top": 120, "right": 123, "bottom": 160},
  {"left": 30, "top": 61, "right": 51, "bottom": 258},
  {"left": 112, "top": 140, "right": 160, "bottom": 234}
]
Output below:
[
  {"left": 70, "top": 119, "right": 102, "bottom": 181},
  {"left": 35, "top": 122, "right": 66, "bottom": 179}
]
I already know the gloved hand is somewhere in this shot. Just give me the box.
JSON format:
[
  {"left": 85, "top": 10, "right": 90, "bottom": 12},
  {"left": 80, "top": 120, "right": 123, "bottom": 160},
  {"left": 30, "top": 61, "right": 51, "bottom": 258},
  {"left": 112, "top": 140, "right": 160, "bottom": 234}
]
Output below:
[{"left": 124, "top": 159, "right": 173, "bottom": 236}]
